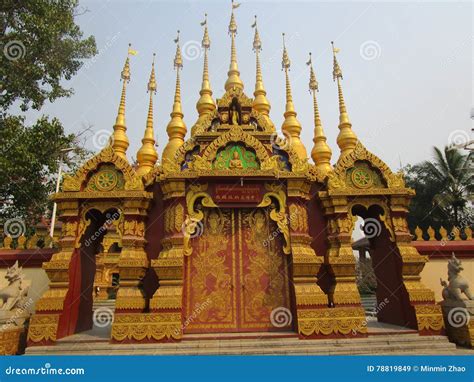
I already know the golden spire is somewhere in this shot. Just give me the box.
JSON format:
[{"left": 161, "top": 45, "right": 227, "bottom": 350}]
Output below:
[
  {"left": 252, "top": 15, "right": 271, "bottom": 117},
  {"left": 307, "top": 53, "right": 332, "bottom": 173},
  {"left": 162, "top": 31, "right": 187, "bottom": 162},
  {"left": 196, "top": 14, "right": 216, "bottom": 117},
  {"left": 331, "top": 41, "right": 357, "bottom": 156},
  {"left": 136, "top": 54, "right": 159, "bottom": 176},
  {"left": 281, "top": 33, "right": 307, "bottom": 160},
  {"left": 224, "top": 0, "right": 244, "bottom": 91},
  {"left": 112, "top": 44, "right": 135, "bottom": 159}
]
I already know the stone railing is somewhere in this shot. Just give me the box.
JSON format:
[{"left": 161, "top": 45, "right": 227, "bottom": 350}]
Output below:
[
  {"left": 0, "top": 234, "right": 59, "bottom": 250},
  {"left": 412, "top": 225, "right": 473, "bottom": 242}
]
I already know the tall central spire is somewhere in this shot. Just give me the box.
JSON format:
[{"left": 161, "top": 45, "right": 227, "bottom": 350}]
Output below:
[
  {"left": 281, "top": 33, "right": 307, "bottom": 160},
  {"left": 196, "top": 14, "right": 216, "bottom": 118},
  {"left": 332, "top": 41, "right": 357, "bottom": 156},
  {"left": 224, "top": 0, "right": 244, "bottom": 91},
  {"left": 112, "top": 44, "right": 135, "bottom": 159},
  {"left": 136, "top": 54, "right": 159, "bottom": 176},
  {"left": 308, "top": 53, "right": 332, "bottom": 174},
  {"left": 162, "top": 31, "right": 187, "bottom": 163},
  {"left": 252, "top": 15, "right": 270, "bottom": 118}
]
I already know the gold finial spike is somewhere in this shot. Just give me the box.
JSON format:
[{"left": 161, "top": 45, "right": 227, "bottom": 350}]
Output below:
[
  {"left": 225, "top": 0, "right": 244, "bottom": 91},
  {"left": 252, "top": 15, "right": 270, "bottom": 117},
  {"left": 427, "top": 225, "right": 436, "bottom": 241},
  {"left": 308, "top": 53, "right": 332, "bottom": 173},
  {"left": 281, "top": 33, "right": 307, "bottom": 160},
  {"left": 331, "top": 41, "right": 357, "bottom": 156},
  {"left": 137, "top": 54, "right": 159, "bottom": 176},
  {"left": 196, "top": 14, "right": 216, "bottom": 118},
  {"left": 112, "top": 43, "right": 135, "bottom": 159},
  {"left": 162, "top": 32, "right": 187, "bottom": 162}
]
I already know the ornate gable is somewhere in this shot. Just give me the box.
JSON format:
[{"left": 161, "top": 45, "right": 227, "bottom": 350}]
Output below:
[
  {"left": 62, "top": 146, "right": 143, "bottom": 192},
  {"left": 327, "top": 141, "right": 406, "bottom": 192}
]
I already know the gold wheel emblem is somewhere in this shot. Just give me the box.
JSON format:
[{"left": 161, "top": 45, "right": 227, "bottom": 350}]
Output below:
[
  {"left": 95, "top": 170, "right": 118, "bottom": 191},
  {"left": 351, "top": 168, "right": 373, "bottom": 189}
]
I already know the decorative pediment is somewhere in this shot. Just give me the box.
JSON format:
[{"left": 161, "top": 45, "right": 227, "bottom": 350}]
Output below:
[
  {"left": 327, "top": 141, "right": 406, "bottom": 191},
  {"left": 217, "top": 86, "right": 253, "bottom": 108},
  {"left": 62, "top": 145, "right": 143, "bottom": 192}
]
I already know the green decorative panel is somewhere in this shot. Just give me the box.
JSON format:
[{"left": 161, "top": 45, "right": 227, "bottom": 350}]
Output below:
[{"left": 213, "top": 144, "right": 259, "bottom": 170}]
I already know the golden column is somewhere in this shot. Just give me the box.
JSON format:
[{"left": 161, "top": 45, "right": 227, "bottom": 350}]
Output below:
[
  {"left": 251, "top": 15, "right": 271, "bottom": 122},
  {"left": 281, "top": 33, "right": 308, "bottom": 160},
  {"left": 195, "top": 14, "right": 216, "bottom": 119},
  {"left": 332, "top": 42, "right": 358, "bottom": 156},
  {"left": 308, "top": 53, "right": 332, "bottom": 175},
  {"left": 162, "top": 31, "right": 187, "bottom": 163},
  {"left": 112, "top": 44, "right": 135, "bottom": 159},
  {"left": 136, "top": 54, "right": 159, "bottom": 176},
  {"left": 224, "top": 0, "right": 244, "bottom": 92}
]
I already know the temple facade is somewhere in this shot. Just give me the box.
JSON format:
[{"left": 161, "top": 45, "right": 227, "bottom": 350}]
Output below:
[{"left": 27, "top": 5, "right": 443, "bottom": 346}]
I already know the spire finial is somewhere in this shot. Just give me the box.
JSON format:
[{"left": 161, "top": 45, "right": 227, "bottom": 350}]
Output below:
[
  {"left": 137, "top": 54, "right": 158, "bottom": 176},
  {"left": 162, "top": 32, "right": 187, "bottom": 162},
  {"left": 196, "top": 13, "right": 216, "bottom": 119},
  {"left": 225, "top": 0, "right": 243, "bottom": 91},
  {"left": 307, "top": 52, "right": 332, "bottom": 173},
  {"left": 252, "top": 15, "right": 271, "bottom": 118},
  {"left": 112, "top": 43, "right": 136, "bottom": 159},
  {"left": 331, "top": 41, "right": 358, "bottom": 156},
  {"left": 280, "top": 33, "right": 307, "bottom": 160}
]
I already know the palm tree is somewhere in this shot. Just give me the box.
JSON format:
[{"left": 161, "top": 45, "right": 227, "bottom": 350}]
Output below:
[{"left": 412, "top": 146, "right": 473, "bottom": 227}]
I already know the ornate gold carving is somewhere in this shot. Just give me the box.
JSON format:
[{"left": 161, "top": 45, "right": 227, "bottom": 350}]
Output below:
[
  {"left": 0, "top": 326, "right": 24, "bottom": 355},
  {"left": 112, "top": 313, "right": 182, "bottom": 342},
  {"left": 257, "top": 183, "right": 290, "bottom": 254},
  {"left": 27, "top": 314, "right": 59, "bottom": 343},
  {"left": 62, "top": 146, "right": 138, "bottom": 192},
  {"left": 414, "top": 305, "right": 444, "bottom": 332},
  {"left": 297, "top": 307, "right": 367, "bottom": 336}
]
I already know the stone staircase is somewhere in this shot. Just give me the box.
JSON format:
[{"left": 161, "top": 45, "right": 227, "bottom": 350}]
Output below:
[
  {"left": 361, "top": 294, "right": 377, "bottom": 317},
  {"left": 27, "top": 323, "right": 467, "bottom": 355}
]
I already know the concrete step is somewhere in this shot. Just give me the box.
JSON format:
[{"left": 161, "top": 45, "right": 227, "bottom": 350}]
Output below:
[{"left": 27, "top": 333, "right": 462, "bottom": 355}]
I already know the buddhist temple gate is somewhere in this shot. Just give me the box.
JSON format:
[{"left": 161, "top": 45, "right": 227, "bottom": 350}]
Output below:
[{"left": 26, "top": 4, "right": 443, "bottom": 347}]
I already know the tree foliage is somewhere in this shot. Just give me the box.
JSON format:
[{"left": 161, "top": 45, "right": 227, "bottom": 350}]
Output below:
[
  {"left": 0, "top": 0, "right": 97, "bottom": 112},
  {"left": 0, "top": 115, "right": 90, "bottom": 224},
  {"left": 404, "top": 146, "right": 473, "bottom": 232}
]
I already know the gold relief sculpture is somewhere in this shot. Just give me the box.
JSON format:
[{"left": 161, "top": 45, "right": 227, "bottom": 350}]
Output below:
[
  {"left": 123, "top": 220, "right": 145, "bottom": 237},
  {"left": 297, "top": 307, "right": 367, "bottom": 336},
  {"left": 112, "top": 313, "right": 182, "bottom": 342},
  {"left": 414, "top": 305, "right": 444, "bottom": 332},
  {"left": 62, "top": 221, "right": 78, "bottom": 237},
  {"left": 27, "top": 314, "right": 60, "bottom": 343},
  {"left": 174, "top": 204, "right": 184, "bottom": 232},
  {"left": 62, "top": 146, "right": 138, "bottom": 192}
]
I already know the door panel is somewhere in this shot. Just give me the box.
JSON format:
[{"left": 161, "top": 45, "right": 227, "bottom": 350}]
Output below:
[
  {"left": 184, "top": 209, "right": 238, "bottom": 332},
  {"left": 184, "top": 208, "right": 292, "bottom": 333},
  {"left": 238, "top": 209, "right": 292, "bottom": 331}
]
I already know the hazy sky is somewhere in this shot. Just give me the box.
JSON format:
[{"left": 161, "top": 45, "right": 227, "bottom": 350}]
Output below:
[{"left": 21, "top": 0, "right": 473, "bottom": 170}]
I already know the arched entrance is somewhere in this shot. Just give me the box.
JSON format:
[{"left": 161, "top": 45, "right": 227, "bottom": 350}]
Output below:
[
  {"left": 59, "top": 207, "right": 121, "bottom": 336},
  {"left": 351, "top": 203, "right": 417, "bottom": 329}
]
